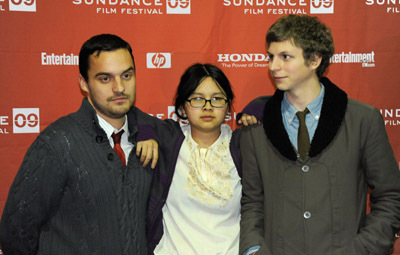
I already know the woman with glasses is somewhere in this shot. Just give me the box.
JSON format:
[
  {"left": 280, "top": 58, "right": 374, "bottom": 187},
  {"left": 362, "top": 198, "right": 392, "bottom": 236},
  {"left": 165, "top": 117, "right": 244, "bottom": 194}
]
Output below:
[{"left": 145, "top": 63, "right": 242, "bottom": 255}]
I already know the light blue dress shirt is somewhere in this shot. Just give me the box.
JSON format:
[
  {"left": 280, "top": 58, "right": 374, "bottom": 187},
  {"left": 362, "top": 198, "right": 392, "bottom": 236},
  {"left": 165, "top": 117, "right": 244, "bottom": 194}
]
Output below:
[{"left": 282, "top": 84, "right": 325, "bottom": 151}]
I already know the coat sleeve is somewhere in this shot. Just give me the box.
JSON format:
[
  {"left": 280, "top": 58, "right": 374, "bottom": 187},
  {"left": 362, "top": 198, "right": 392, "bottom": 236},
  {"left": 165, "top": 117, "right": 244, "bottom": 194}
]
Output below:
[
  {"left": 136, "top": 110, "right": 180, "bottom": 143},
  {"left": 349, "top": 107, "right": 400, "bottom": 254},
  {"left": 239, "top": 125, "right": 272, "bottom": 255},
  {"left": 236, "top": 96, "right": 270, "bottom": 125},
  {"left": 0, "top": 137, "right": 66, "bottom": 255}
]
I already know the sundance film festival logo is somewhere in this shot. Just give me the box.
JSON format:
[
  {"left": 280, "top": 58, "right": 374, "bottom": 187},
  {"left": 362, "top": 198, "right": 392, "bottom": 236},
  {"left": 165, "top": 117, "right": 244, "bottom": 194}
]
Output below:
[
  {"left": 223, "top": 0, "right": 308, "bottom": 15},
  {"left": 166, "top": 0, "right": 190, "bottom": 14},
  {"left": 223, "top": 0, "right": 334, "bottom": 15},
  {"left": 365, "top": 0, "right": 400, "bottom": 13},
  {"left": 310, "top": 0, "right": 333, "bottom": 13},
  {"left": 72, "top": 0, "right": 190, "bottom": 15},
  {"left": 146, "top": 53, "right": 171, "bottom": 69},
  {"left": 9, "top": 0, "right": 36, "bottom": 12},
  {"left": 0, "top": 108, "right": 40, "bottom": 134},
  {"left": 380, "top": 108, "right": 400, "bottom": 126},
  {"left": 168, "top": 106, "right": 188, "bottom": 125},
  {"left": 13, "top": 108, "right": 40, "bottom": 133}
]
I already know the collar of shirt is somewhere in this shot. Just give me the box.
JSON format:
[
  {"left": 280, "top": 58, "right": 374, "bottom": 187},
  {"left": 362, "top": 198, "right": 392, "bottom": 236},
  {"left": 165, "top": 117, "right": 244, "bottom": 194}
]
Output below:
[
  {"left": 281, "top": 83, "right": 325, "bottom": 149},
  {"left": 97, "top": 114, "right": 129, "bottom": 148},
  {"left": 282, "top": 84, "right": 325, "bottom": 126},
  {"left": 181, "top": 123, "right": 232, "bottom": 151}
]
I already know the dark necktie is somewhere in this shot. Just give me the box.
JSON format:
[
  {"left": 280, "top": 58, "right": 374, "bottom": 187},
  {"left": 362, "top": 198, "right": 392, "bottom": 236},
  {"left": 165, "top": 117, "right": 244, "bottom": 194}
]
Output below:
[
  {"left": 111, "top": 130, "right": 126, "bottom": 166},
  {"left": 296, "top": 108, "right": 310, "bottom": 160}
]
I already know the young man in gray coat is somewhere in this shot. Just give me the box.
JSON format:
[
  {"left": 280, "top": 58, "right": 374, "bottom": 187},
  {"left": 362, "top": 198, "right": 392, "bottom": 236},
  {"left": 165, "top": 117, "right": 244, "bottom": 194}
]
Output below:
[{"left": 240, "top": 14, "right": 400, "bottom": 255}]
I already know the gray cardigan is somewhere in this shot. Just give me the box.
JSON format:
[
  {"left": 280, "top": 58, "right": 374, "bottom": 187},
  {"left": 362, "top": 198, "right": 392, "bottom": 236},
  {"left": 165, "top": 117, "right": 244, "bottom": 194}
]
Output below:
[
  {"left": 239, "top": 77, "right": 400, "bottom": 255},
  {"left": 0, "top": 98, "right": 154, "bottom": 255}
]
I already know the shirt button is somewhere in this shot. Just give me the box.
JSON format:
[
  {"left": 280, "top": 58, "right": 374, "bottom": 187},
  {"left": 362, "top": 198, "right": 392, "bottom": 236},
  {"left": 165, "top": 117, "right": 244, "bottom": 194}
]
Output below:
[
  {"left": 107, "top": 153, "right": 114, "bottom": 161},
  {"left": 302, "top": 165, "right": 310, "bottom": 172},
  {"left": 304, "top": 211, "right": 312, "bottom": 219}
]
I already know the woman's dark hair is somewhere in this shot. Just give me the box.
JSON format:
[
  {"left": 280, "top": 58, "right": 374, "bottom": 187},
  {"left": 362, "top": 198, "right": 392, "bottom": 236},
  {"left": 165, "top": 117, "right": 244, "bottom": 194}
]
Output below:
[{"left": 174, "top": 63, "right": 234, "bottom": 120}]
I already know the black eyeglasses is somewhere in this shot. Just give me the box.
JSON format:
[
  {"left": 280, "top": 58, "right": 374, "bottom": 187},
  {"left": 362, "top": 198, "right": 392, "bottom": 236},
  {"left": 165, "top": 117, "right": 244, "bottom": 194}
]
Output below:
[{"left": 186, "top": 97, "right": 228, "bottom": 108}]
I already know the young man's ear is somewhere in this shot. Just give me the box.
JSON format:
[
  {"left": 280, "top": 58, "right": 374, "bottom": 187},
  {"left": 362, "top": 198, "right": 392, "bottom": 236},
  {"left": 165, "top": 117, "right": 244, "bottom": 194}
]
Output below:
[
  {"left": 79, "top": 74, "right": 89, "bottom": 93},
  {"left": 310, "top": 54, "right": 322, "bottom": 70}
]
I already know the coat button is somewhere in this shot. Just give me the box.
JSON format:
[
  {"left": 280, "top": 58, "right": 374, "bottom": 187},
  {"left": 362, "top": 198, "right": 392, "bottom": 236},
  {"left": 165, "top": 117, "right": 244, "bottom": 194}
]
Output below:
[
  {"left": 301, "top": 165, "right": 310, "bottom": 173},
  {"left": 304, "top": 211, "right": 312, "bottom": 219},
  {"left": 96, "top": 135, "right": 103, "bottom": 143},
  {"left": 107, "top": 153, "right": 114, "bottom": 161}
]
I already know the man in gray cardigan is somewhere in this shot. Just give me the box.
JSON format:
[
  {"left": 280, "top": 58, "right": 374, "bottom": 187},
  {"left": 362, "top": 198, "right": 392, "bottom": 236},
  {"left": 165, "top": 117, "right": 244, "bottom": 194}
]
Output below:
[
  {"left": 240, "top": 15, "right": 400, "bottom": 255},
  {"left": 0, "top": 34, "right": 157, "bottom": 255}
]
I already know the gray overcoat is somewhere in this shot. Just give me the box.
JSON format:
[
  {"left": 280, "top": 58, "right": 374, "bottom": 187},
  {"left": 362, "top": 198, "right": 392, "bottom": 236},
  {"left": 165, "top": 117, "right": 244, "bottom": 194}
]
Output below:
[{"left": 240, "top": 77, "right": 400, "bottom": 255}]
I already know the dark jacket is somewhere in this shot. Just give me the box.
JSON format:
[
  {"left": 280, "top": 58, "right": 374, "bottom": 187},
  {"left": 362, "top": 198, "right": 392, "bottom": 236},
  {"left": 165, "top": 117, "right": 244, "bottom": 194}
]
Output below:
[
  {"left": 143, "top": 118, "right": 242, "bottom": 254},
  {"left": 239, "top": 77, "right": 400, "bottom": 255},
  {"left": 0, "top": 98, "right": 155, "bottom": 255}
]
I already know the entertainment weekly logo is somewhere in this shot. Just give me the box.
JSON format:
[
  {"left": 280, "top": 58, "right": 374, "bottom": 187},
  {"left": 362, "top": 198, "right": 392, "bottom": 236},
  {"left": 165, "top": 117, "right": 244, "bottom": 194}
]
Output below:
[
  {"left": 0, "top": 108, "right": 40, "bottom": 135},
  {"left": 0, "top": 0, "right": 37, "bottom": 12},
  {"left": 71, "top": 0, "right": 191, "bottom": 15},
  {"left": 365, "top": 0, "right": 400, "bottom": 14},
  {"left": 217, "top": 53, "right": 269, "bottom": 69},
  {"left": 222, "top": 0, "right": 334, "bottom": 15},
  {"left": 330, "top": 51, "right": 376, "bottom": 68},
  {"left": 146, "top": 53, "right": 171, "bottom": 68},
  {"left": 41, "top": 52, "right": 79, "bottom": 66}
]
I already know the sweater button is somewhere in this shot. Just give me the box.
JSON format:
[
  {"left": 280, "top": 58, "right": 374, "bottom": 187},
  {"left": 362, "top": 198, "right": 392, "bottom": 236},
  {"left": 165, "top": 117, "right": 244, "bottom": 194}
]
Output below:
[
  {"left": 304, "top": 211, "right": 312, "bottom": 219},
  {"left": 96, "top": 135, "right": 103, "bottom": 143},
  {"left": 107, "top": 153, "right": 114, "bottom": 161}
]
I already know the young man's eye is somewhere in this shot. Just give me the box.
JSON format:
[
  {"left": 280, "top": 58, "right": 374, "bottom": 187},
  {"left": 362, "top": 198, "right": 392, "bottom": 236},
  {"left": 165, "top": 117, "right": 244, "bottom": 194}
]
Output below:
[
  {"left": 100, "top": 76, "right": 111, "bottom": 82},
  {"left": 122, "top": 73, "right": 132, "bottom": 79},
  {"left": 282, "top": 54, "right": 291, "bottom": 60}
]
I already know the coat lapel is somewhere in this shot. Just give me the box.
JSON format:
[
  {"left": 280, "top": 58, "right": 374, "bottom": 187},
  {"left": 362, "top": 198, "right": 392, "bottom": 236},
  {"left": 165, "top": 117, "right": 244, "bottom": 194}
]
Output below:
[{"left": 263, "top": 77, "right": 348, "bottom": 161}]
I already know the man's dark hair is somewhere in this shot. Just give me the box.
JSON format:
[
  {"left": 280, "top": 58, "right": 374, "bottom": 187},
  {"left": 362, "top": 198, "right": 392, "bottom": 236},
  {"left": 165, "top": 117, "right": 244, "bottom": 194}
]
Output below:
[{"left": 79, "top": 34, "right": 135, "bottom": 81}]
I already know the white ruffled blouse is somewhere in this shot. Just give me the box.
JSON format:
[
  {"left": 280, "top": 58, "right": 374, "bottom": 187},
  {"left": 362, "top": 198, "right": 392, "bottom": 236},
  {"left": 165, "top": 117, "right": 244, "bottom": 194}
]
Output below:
[{"left": 154, "top": 124, "right": 242, "bottom": 255}]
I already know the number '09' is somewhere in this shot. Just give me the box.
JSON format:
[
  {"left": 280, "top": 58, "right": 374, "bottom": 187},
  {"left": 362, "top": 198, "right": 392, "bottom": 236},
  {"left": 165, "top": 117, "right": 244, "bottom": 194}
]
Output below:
[
  {"left": 168, "top": 0, "right": 189, "bottom": 8},
  {"left": 10, "top": 0, "right": 35, "bottom": 6},
  {"left": 14, "top": 113, "right": 39, "bottom": 128},
  {"left": 311, "top": 0, "right": 333, "bottom": 8}
]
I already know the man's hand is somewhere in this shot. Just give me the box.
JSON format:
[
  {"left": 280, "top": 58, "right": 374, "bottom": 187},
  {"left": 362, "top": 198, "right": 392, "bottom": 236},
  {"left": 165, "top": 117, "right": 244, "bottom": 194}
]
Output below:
[
  {"left": 238, "top": 114, "right": 260, "bottom": 126},
  {"left": 136, "top": 139, "right": 158, "bottom": 169}
]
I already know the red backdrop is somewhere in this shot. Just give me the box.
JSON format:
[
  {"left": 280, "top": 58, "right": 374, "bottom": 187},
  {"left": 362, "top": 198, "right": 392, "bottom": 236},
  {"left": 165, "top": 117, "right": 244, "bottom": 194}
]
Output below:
[{"left": 1, "top": 0, "right": 400, "bottom": 252}]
